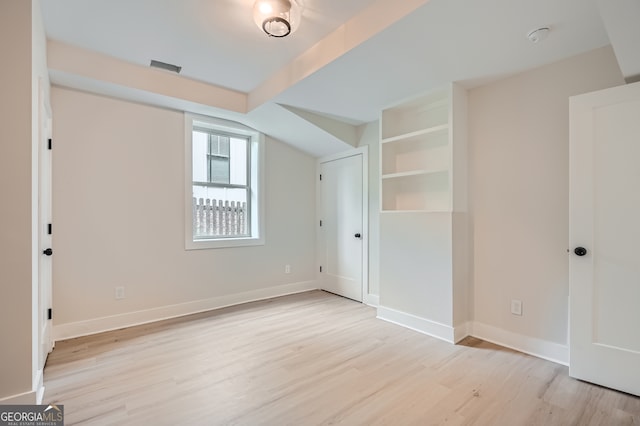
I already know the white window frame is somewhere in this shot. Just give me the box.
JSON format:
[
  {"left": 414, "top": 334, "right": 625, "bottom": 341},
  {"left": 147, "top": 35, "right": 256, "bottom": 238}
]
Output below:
[{"left": 184, "top": 113, "right": 265, "bottom": 249}]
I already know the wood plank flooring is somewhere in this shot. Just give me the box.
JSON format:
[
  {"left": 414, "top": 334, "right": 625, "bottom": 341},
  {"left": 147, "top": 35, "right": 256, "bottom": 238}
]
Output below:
[{"left": 44, "top": 290, "right": 640, "bottom": 425}]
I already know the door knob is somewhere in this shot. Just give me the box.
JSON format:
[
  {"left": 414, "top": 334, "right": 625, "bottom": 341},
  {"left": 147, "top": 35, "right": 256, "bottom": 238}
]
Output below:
[
  {"left": 354, "top": 233, "right": 362, "bottom": 239},
  {"left": 574, "top": 247, "right": 587, "bottom": 256},
  {"left": 43, "top": 248, "right": 53, "bottom": 256}
]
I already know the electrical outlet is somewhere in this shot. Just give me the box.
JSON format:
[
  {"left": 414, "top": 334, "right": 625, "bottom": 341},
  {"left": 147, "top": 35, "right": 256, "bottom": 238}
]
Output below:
[
  {"left": 511, "top": 299, "right": 522, "bottom": 316},
  {"left": 115, "top": 286, "right": 125, "bottom": 300},
  {"left": 285, "top": 264, "right": 291, "bottom": 274}
]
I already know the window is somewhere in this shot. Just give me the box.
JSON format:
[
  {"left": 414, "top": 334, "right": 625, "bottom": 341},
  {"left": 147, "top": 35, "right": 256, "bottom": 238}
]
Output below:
[{"left": 185, "top": 113, "right": 264, "bottom": 249}]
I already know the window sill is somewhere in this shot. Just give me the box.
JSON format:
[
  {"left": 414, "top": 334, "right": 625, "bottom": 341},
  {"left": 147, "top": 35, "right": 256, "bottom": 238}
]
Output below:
[{"left": 185, "top": 235, "right": 265, "bottom": 250}]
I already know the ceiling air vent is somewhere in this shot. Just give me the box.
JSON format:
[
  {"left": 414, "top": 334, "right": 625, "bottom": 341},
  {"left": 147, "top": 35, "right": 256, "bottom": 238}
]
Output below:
[{"left": 150, "top": 60, "right": 182, "bottom": 74}]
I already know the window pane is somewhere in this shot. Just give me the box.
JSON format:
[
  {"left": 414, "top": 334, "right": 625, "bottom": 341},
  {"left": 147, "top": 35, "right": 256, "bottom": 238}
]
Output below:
[
  {"left": 218, "top": 136, "right": 230, "bottom": 156},
  {"left": 229, "top": 137, "right": 247, "bottom": 186},
  {"left": 208, "top": 135, "right": 230, "bottom": 184},
  {"left": 209, "top": 156, "right": 230, "bottom": 184},
  {"left": 192, "top": 131, "right": 209, "bottom": 182},
  {"left": 192, "top": 185, "right": 249, "bottom": 238}
]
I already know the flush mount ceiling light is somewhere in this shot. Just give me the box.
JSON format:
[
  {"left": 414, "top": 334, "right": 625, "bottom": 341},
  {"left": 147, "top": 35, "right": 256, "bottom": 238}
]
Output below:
[{"left": 253, "top": 0, "right": 301, "bottom": 38}]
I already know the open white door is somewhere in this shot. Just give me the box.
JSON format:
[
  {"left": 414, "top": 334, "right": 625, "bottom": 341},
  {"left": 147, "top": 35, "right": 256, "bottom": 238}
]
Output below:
[
  {"left": 319, "top": 151, "right": 366, "bottom": 302},
  {"left": 38, "top": 81, "right": 53, "bottom": 374},
  {"left": 569, "top": 82, "right": 640, "bottom": 396}
]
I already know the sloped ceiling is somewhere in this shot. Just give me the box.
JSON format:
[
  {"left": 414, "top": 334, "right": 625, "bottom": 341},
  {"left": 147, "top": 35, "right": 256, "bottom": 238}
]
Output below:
[{"left": 41, "top": 0, "right": 635, "bottom": 157}]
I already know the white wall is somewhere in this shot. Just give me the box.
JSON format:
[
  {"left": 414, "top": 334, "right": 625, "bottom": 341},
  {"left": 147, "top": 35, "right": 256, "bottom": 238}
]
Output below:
[
  {"left": 0, "top": 0, "right": 50, "bottom": 402},
  {"left": 469, "top": 46, "right": 624, "bottom": 351},
  {"left": 51, "top": 87, "right": 317, "bottom": 337},
  {"left": 0, "top": 0, "right": 34, "bottom": 401}
]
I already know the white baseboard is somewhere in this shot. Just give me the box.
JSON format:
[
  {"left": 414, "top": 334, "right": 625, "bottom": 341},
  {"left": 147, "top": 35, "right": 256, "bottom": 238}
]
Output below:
[
  {"left": 470, "top": 321, "right": 569, "bottom": 366},
  {"left": 374, "top": 306, "right": 568, "bottom": 366},
  {"left": 52, "top": 284, "right": 569, "bottom": 367},
  {"left": 377, "top": 305, "right": 457, "bottom": 343},
  {"left": 53, "top": 281, "right": 318, "bottom": 341},
  {"left": 0, "top": 372, "right": 44, "bottom": 405},
  {"left": 454, "top": 321, "right": 472, "bottom": 343},
  {"left": 0, "top": 390, "right": 37, "bottom": 404},
  {"left": 365, "top": 294, "right": 380, "bottom": 307}
]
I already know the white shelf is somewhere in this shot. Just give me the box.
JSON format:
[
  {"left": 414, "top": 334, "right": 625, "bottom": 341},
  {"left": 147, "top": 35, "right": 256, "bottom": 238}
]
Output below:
[
  {"left": 380, "top": 209, "right": 450, "bottom": 214},
  {"left": 381, "top": 90, "right": 449, "bottom": 140},
  {"left": 381, "top": 124, "right": 449, "bottom": 144},
  {"left": 381, "top": 171, "right": 449, "bottom": 211},
  {"left": 380, "top": 89, "right": 451, "bottom": 213},
  {"left": 382, "top": 168, "right": 448, "bottom": 180}
]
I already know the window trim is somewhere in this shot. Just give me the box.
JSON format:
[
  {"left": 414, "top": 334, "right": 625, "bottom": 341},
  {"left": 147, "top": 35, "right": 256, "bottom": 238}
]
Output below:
[{"left": 184, "top": 113, "right": 265, "bottom": 250}]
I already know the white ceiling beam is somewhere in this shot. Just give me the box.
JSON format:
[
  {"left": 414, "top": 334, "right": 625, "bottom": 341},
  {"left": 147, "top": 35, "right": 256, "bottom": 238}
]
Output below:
[
  {"left": 47, "top": 40, "right": 248, "bottom": 113},
  {"left": 247, "top": 0, "right": 432, "bottom": 111},
  {"left": 595, "top": 0, "right": 640, "bottom": 83}
]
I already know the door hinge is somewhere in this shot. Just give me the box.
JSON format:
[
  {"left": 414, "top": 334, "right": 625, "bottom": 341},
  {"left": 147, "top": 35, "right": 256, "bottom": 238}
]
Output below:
[
  {"left": 48, "top": 138, "right": 52, "bottom": 150},
  {"left": 47, "top": 308, "right": 52, "bottom": 320},
  {"left": 320, "top": 220, "right": 322, "bottom": 227},
  {"left": 319, "top": 174, "right": 322, "bottom": 181},
  {"left": 320, "top": 266, "right": 323, "bottom": 273},
  {"left": 47, "top": 223, "right": 52, "bottom": 235}
]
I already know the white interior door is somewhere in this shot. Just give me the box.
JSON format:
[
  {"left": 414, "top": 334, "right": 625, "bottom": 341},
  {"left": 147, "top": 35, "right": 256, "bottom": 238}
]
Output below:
[
  {"left": 319, "top": 153, "right": 364, "bottom": 302},
  {"left": 569, "top": 81, "right": 640, "bottom": 396},
  {"left": 38, "top": 81, "right": 53, "bottom": 371}
]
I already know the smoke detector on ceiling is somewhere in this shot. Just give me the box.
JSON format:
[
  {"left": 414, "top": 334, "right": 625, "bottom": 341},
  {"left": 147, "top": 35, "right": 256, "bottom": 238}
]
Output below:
[{"left": 527, "top": 27, "right": 550, "bottom": 44}]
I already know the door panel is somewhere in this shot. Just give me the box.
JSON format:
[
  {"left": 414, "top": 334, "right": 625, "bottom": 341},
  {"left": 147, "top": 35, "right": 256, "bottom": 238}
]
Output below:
[
  {"left": 569, "top": 82, "right": 640, "bottom": 396},
  {"left": 320, "top": 154, "right": 363, "bottom": 302}
]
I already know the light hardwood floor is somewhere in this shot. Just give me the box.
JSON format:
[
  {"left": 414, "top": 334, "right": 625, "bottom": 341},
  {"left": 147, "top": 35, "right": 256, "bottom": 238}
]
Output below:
[{"left": 44, "top": 290, "right": 640, "bottom": 425}]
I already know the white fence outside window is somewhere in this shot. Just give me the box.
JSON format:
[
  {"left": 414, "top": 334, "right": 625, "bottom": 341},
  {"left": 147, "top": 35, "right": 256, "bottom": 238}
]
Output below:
[{"left": 193, "top": 198, "right": 248, "bottom": 238}]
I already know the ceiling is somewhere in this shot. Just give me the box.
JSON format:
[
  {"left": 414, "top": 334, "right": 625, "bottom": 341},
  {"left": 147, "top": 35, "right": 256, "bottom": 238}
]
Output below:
[{"left": 40, "top": 0, "right": 636, "bottom": 157}]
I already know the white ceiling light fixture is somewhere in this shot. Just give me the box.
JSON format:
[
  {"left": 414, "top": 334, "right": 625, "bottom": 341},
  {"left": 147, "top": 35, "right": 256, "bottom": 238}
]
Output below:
[
  {"left": 253, "top": 0, "right": 301, "bottom": 38},
  {"left": 527, "top": 27, "right": 550, "bottom": 44}
]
